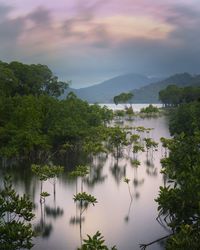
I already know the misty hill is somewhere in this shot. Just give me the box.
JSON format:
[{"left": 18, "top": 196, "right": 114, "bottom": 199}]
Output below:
[
  {"left": 63, "top": 73, "right": 161, "bottom": 103},
  {"left": 132, "top": 73, "right": 200, "bottom": 103},
  {"left": 63, "top": 73, "right": 200, "bottom": 103}
]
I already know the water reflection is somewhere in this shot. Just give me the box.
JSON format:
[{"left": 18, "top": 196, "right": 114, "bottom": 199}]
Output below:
[
  {"left": 70, "top": 197, "right": 96, "bottom": 246},
  {"left": 45, "top": 206, "right": 64, "bottom": 219},
  {"left": 145, "top": 157, "right": 155, "bottom": 168},
  {"left": 0, "top": 116, "right": 171, "bottom": 250},
  {"left": 132, "top": 166, "right": 145, "bottom": 200},
  {"left": 70, "top": 212, "right": 85, "bottom": 246},
  {"left": 85, "top": 155, "right": 108, "bottom": 188},
  {"left": 124, "top": 180, "right": 134, "bottom": 223},
  {"left": 146, "top": 167, "right": 158, "bottom": 177},
  {"left": 34, "top": 202, "right": 53, "bottom": 238},
  {"left": 124, "top": 199, "right": 133, "bottom": 223},
  {"left": 85, "top": 163, "right": 107, "bottom": 188},
  {"left": 110, "top": 161, "right": 127, "bottom": 185},
  {"left": 35, "top": 222, "right": 53, "bottom": 238}
]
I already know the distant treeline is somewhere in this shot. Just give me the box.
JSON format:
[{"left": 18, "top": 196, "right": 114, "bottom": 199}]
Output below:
[{"left": 159, "top": 84, "right": 200, "bottom": 106}]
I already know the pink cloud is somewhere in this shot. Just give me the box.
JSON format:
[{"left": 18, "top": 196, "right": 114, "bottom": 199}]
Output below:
[{"left": 1, "top": 0, "right": 200, "bottom": 87}]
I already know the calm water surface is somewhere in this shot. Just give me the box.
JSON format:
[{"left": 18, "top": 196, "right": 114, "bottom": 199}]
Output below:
[
  {"left": 0, "top": 115, "right": 170, "bottom": 250},
  {"left": 98, "top": 103, "right": 163, "bottom": 112}
]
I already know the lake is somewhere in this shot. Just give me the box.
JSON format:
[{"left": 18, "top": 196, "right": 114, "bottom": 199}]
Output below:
[
  {"left": 98, "top": 103, "right": 163, "bottom": 112},
  {"left": 0, "top": 111, "right": 170, "bottom": 250}
]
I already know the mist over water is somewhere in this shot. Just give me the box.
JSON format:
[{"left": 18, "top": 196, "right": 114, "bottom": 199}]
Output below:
[{"left": 98, "top": 103, "right": 163, "bottom": 112}]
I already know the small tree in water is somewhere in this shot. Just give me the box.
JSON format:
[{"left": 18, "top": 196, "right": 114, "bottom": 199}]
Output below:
[
  {"left": 107, "top": 126, "right": 128, "bottom": 159},
  {"left": 69, "top": 165, "right": 89, "bottom": 193},
  {"left": 73, "top": 192, "right": 98, "bottom": 246},
  {"left": 78, "top": 231, "right": 117, "bottom": 250},
  {"left": 31, "top": 164, "right": 64, "bottom": 202},
  {"left": 73, "top": 192, "right": 97, "bottom": 216}
]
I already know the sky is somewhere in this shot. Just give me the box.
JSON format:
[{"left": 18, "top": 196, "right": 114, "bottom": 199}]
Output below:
[{"left": 0, "top": 0, "right": 200, "bottom": 88}]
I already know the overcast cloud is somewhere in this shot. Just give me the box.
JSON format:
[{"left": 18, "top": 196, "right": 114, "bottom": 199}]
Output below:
[{"left": 0, "top": 0, "right": 200, "bottom": 87}]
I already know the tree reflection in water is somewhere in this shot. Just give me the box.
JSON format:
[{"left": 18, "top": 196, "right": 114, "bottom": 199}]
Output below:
[
  {"left": 110, "top": 162, "right": 127, "bottom": 185},
  {"left": 124, "top": 199, "right": 133, "bottom": 223},
  {"left": 85, "top": 163, "right": 107, "bottom": 188},
  {"left": 70, "top": 209, "right": 85, "bottom": 246},
  {"left": 45, "top": 206, "right": 64, "bottom": 219},
  {"left": 71, "top": 196, "right": 97, "bottom": 246},
  {"left": 145, "top": 153, "right": 158, "bottom": 177},
  {"left": 34, "top": 201, "right": 53, "bottom": 238},
  {"left": 34, "top": 204, "right": 64, "bottom": 238},
  {"left": 124, "top": 178, "right": 134, "bottom": 223}
]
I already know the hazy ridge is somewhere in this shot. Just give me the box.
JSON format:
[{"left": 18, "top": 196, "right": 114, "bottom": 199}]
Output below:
[{"left": 63, "top": 73, "right": 200, "bottom": 103}]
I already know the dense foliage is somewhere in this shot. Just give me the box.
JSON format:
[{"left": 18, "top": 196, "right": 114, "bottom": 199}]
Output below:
[
  {"left": 169, "top": 101, "right": 200, "bottom": 136},
  {"left": 0, "top": 176, "right": 35, "bottom": 249},
  {"left": 156, "top": 100, "right": 200, "bottom": 249},
  {"left": 159, "top": 85, "right": 200, "bottom": 106},
  {"left": 78, "top": 231, "right": 117, "bottom": 250},
  {"left": 0, "top": 61, "right": 68, "bottom": 98},
  {"left": 0, "top": 60, "right": 113, "bottom": 165}
]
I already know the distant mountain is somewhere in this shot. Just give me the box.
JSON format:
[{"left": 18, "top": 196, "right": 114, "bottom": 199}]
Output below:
[
  {"left": 132, "top": 73, "right": 200, "bottom": 103},
  {"left": 63, "top": 73, "right": 162, "bottom": 103},
  {"left": 62, "top": 72, "right": 200, "bottom": 103}
]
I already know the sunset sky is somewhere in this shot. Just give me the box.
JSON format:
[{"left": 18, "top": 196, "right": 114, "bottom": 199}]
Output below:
[{"left": 0, "top": 0, "right": 200, "bottom": 87}]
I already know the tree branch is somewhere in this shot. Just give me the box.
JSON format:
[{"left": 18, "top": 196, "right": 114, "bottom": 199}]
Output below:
[{"left": 139, "top": 233, "right": 173, "bottom": 249}]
